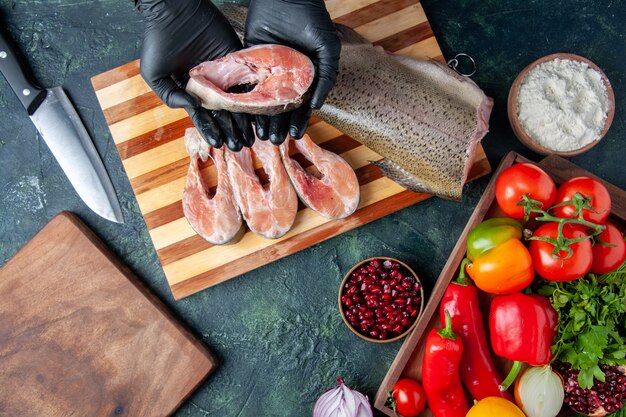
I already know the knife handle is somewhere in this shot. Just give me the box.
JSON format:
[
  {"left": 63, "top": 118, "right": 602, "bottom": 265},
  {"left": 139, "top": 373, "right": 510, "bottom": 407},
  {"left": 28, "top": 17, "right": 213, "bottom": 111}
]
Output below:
[{"left": 0, "top": 27, "right": 46, "bottom": 115}]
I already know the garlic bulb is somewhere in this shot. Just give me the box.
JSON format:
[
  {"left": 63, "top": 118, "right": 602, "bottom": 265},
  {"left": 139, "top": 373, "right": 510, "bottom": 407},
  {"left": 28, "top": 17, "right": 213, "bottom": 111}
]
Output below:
[
  {"left": 313, "top": 378, "right": 373, "bottom": 417},
  {"left": 514, "top": 366, "right": 564, "bottom": 417}
]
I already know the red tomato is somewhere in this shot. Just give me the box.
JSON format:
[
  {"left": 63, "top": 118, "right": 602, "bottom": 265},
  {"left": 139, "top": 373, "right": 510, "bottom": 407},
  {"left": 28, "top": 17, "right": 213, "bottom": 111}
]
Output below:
[
  {"left": 391, "top": 378, "right": 426, "bottom": 417},
  {"left": 529, "top": 222, "right": 593, "bottom": 281},
  {"left": 553, "top": 177, "right": 611, "bottom": 224},
  {"left": 495, "top": 163, "right": 557, "bottom": 219},
  {"left": 591, "top": 223, "right": 626, "bottom": 274}
]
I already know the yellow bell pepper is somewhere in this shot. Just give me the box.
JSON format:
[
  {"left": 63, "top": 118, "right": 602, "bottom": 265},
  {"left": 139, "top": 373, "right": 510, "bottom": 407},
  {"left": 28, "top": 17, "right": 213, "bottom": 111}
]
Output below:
[{"left": 466, "top": 397, "right": 525, "bottom": 417}]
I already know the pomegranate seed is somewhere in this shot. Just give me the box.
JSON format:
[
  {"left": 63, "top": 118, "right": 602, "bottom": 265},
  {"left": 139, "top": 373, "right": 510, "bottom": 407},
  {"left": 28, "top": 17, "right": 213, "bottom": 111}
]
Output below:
[{"left": 344, "top": 259, "right": 422, "bottom": 341}]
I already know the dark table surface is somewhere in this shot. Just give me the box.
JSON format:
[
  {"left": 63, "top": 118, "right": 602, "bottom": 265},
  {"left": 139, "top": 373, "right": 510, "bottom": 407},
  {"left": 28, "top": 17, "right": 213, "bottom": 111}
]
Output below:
[{"left": 1, "top": 1, "right": 624, "bottom": 416}]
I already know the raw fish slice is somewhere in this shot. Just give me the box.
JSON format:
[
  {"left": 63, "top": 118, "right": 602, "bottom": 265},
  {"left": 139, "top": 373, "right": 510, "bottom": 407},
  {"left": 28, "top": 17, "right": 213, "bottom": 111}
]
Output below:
[
  {"left": 226, "top": 138, "right": 298, "bottom": 239},
  {"left": 280, "top": 134, "right": 359, "bottom": 220},
  {"left": 220, "top": 5, "right": 493, "bottom": 200},
  {"left": 186, "top": 45, "right": 314, "bottom": 115},
  {"left": 182, "top": 128, "right": 243, "bottom": 245}
]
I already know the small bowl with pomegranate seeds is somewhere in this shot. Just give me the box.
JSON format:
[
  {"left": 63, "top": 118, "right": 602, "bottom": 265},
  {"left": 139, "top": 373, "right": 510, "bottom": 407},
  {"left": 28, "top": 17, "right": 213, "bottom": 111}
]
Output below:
[{"left": 339, "top": 257, "right": 424, "bottom": 343}]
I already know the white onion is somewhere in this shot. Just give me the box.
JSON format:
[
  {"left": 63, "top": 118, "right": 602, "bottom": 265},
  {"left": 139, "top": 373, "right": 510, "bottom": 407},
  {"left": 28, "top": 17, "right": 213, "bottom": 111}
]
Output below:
[
  {"left": 313, "top": 378, "right": 373, "bottom": 417},
  {"left": 514, "top": 365, "right": 564, "bottom": 417}
]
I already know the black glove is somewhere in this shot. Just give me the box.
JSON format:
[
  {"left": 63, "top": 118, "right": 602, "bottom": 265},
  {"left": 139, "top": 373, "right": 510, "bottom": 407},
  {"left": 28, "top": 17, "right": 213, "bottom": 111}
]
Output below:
[
  {"left": 245, "top": 0, "right": 341, "bottom": 144},
  {"left": 137, "top": 0, "right": 254, "bottom": 151}
]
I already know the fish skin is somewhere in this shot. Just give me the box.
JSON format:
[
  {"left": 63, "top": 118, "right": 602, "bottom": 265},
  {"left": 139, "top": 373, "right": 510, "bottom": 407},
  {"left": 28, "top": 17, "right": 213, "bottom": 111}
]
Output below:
[
  {"left": 225, "top": 137, "right": 298, "bottom": 239},
  {"left": 186, "top": 44, "right": 314, "bottom": 115},
  {"left": 220, "top": 5, "right": 493, "bottom": 200},
  {"left": 182, "top": 128, "right": 244, "bottom": 245},
  {"left": 319, "top": 25, "right": 493, "bottom": 200},
  {"left": 280, "top": 134, "right": 359, "bottom": 220}
]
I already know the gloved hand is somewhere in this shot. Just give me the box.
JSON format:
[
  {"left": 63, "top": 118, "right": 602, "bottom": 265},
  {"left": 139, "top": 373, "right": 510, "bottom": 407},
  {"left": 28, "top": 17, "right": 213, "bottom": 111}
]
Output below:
[
  {"left": 245, "top": 0, "right": 341, "bottom": 144},
  {"left": 137, "top": 0, "right": 254, "bottom": 151}
]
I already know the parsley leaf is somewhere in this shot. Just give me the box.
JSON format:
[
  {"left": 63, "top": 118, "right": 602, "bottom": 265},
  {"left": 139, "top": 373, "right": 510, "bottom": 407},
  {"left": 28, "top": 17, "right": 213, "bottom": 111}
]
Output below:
[{"left": 538, "top": 261, "right": 626, "bottom": 389}]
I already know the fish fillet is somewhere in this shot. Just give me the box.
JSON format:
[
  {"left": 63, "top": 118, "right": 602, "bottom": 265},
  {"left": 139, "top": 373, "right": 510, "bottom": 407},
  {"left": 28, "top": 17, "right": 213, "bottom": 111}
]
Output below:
[
  {"left": 280, "top": 134, "right": 359, "bottom": 220},
  {"left": 220, "top": 5, "right": 493, "bottom": 200},
  {"left": 186, "top": 45, "right": 314, "bottom": 115},
  {"left": 318, "top": 26, "right": 493, "bottom": 200},
  {"left": 182, "top": 128, "right": 243, "bottom": 245},
  {"left": 225, "top": 137, "right": 298, "bottom": 239}
]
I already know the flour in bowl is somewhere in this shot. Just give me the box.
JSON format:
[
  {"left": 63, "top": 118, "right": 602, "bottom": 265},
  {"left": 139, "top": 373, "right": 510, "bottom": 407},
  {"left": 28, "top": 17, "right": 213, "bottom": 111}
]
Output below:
[{"left": 516, "top": 58, "right": 609, "bottom": 151}]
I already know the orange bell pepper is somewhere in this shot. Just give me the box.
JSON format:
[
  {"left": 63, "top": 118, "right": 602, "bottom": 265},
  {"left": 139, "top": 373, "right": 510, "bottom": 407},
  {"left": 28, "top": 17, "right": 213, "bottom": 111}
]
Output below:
[{"left": 463, "top": 218, "right": 533, "bottom": 294}]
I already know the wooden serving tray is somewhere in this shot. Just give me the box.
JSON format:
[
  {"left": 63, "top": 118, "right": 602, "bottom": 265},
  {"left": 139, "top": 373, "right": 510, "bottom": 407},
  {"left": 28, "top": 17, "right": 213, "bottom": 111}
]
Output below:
[
  {"left": 90, "top": 0, "right": 491, "bottom": 299},
  {"left": 374, "top": 152, "right": 626, "bottom": 416}
]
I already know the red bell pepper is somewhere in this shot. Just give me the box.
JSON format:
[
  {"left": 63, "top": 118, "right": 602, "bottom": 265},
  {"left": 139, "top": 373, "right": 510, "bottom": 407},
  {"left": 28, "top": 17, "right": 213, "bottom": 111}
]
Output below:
[
  {"left": 422, "top": 311, "right": 469, "bottom": 417},
  {"left": 489, "top": 293, "right": 558, "bottom": 390},
  {"left": 440, "top": 273, "right": 513, "bottom": 401}
]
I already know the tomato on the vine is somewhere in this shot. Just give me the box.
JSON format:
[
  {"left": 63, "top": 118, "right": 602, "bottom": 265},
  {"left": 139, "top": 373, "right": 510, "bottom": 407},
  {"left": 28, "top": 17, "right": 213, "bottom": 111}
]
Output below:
[
  {"left": 552, "top": 177, "right": 611, "bottom": 224},
  {"left": 591, "top": 223, "right": 626, "bottom": 274},
  {"left": 389, "top": 378, "right": 426, "bottom": 417},
  {"left": 529, "top": 222, "right": 593, "bottom": 281},
  {"left": 495, "top": 163, "right": 557, "bottom": 219}
]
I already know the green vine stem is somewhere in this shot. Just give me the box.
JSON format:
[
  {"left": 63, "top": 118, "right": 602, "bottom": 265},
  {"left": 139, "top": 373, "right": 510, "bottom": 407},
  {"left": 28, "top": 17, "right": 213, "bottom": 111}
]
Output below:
[{"left": 518, "top": 193, "right": 606, "bottom": 259}]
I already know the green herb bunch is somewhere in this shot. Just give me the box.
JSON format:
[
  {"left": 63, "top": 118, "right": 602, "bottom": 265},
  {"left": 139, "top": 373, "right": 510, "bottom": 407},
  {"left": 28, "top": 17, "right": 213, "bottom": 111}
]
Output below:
[{"left": 538, "top": 262, "right": 626, "bottom": 389}]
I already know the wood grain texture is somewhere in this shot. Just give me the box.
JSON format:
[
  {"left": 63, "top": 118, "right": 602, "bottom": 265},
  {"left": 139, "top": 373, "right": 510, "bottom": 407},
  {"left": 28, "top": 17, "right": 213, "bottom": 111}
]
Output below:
[
  {"left": 373, "top": 153, "right": 626, "bottom": 416},
  {"left": 0, "top": 213, "right": 216, "bottom": 417},
  {"left": 90, "top": 0, "right": 490, "bottom": 299}
]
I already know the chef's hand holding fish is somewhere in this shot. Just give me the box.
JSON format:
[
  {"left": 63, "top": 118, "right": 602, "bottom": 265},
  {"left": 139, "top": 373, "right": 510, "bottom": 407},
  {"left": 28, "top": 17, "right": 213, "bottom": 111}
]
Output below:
[
  {"left": 137, "top": 0, "right": 255, "bottom": 151},
  {"left": 244, "top": 0, "right": 341, "bottom": 144}
]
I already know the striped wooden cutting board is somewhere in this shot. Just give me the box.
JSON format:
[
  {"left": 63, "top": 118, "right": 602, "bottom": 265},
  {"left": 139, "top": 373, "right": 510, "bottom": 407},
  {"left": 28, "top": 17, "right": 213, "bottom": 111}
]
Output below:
[{"left": 91, "top": 0, "right": 491, "bottom": 300}]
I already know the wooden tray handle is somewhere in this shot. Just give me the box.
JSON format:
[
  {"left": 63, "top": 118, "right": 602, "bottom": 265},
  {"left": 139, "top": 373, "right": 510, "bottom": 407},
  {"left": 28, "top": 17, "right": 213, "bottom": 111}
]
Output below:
[{"left": 537, "top": 155, "right": 626, "bottom": 222}]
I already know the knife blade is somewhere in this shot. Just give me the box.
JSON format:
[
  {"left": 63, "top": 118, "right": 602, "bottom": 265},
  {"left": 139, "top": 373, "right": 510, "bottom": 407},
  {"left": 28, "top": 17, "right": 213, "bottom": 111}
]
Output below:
[{"left": 0, "top": 26, "right": 124, "bottom": 224}]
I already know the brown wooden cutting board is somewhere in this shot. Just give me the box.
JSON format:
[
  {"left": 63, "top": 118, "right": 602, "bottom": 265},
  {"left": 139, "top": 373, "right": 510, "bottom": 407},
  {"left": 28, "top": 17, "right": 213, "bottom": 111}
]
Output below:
[
  {"left": 0, "top": 213, "right": 216, "bottom": 417},
  {"left": 90, "top": 0, "right": 492, "bottom": 300}
]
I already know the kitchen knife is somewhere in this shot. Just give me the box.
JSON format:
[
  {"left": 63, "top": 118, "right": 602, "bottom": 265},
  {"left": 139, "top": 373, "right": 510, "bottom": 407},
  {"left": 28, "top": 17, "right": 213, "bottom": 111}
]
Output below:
[{"left": 0, "top": 27, "right": 124, "bottom": 224}]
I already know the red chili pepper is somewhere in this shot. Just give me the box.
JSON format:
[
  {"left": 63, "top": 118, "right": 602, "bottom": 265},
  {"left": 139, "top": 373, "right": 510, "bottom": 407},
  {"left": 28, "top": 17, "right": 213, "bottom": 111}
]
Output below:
[
  {"left": 489, "top": 293, "right": 558, "bottom": 390},
  {"left": 440, "top": 266, "right": 513, "bottom": 401},
  {"left": 422, "top": 311, "right": 469, "bottom": 417}
]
